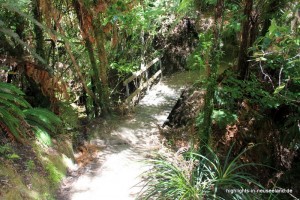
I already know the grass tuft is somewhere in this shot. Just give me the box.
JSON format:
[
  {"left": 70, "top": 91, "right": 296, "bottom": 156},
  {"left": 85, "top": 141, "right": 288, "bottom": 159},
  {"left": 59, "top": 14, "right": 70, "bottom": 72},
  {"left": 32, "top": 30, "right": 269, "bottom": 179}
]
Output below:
[{"left": 138, "top": 145, "right": 277, "bottom": 200}]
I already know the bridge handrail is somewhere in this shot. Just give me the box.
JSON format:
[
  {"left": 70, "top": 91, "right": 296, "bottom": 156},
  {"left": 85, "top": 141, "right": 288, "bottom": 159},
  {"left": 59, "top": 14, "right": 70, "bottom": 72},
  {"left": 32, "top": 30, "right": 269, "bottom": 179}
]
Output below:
[
  {"left": 123, "top": 57, "right": 160, "bottom": 86},
  {"left": 123, "top": 56, "right": 162, "bottom": 104}
]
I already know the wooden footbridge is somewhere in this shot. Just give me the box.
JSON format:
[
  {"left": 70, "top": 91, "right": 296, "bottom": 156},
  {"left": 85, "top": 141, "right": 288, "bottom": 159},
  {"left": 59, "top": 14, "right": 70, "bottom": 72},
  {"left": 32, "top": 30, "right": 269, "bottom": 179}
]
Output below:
[{"left": 123, "top": 57, "right": 162, "bottom": 105}]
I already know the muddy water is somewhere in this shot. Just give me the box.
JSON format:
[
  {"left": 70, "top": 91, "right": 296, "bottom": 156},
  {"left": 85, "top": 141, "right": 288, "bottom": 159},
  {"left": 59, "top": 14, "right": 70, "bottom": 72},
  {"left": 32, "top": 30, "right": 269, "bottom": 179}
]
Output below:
[{"left": 57, "top": 71, "right": 198, "bottom": 200}]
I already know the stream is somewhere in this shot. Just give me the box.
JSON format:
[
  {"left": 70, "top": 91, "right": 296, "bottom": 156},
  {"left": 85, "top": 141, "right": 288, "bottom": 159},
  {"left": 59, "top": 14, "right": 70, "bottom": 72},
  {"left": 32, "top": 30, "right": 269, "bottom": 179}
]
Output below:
[{"left": 56, "top": 71, "right": 199, "bottom": 200}]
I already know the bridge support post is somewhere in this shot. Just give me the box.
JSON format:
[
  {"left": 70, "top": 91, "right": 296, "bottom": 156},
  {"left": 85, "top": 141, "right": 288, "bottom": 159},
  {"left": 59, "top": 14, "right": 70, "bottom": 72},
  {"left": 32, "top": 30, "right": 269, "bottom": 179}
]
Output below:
[
  {"left": 125, "top": 84, "right": 129, "bottom": 97},
  {"left": 159, "top": 59, "right": 163, "bottom": 80},
  {"left": 145, "top": 70, "right": 149, "bottom": 92}
]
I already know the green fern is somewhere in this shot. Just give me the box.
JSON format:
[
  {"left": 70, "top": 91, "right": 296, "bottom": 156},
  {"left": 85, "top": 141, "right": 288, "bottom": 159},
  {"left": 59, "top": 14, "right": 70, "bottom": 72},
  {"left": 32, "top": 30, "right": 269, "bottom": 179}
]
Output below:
[
  {"left": 139, "top": 145, "right": 274, "bottom": 200},
  {"left": 0, "top": 82, "right": 31, "bottom": 109},
  {"left": 0, "top": 107, "right": 28, "bottom": 142},
  {"left": 0, "top": 82, "right": 64, "bottom": 143},
  {"left": 0, "top": 82, "right": 26, "bottom": 95},
  {"left": 23, "top": 108, "right": 63, "bottom": 136},
  {"left": 0, "top": 99, "right": 25, "bottom": 118},
  {"left": 0, "top": 83, "right": 32, "bottom": 142}
]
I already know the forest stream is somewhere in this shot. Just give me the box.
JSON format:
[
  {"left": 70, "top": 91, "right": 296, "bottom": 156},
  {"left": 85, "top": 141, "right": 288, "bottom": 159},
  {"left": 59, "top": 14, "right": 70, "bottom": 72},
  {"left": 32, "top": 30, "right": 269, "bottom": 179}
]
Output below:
[{"left": 56, "top": 71, "right": 199, "bottom": 200}]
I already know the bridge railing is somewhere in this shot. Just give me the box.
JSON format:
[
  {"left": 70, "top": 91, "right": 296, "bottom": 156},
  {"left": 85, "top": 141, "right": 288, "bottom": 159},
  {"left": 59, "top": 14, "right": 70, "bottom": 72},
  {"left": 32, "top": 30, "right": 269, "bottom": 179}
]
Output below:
[{"left": 123, "top": 56, "right": 162, "bottom": 105}]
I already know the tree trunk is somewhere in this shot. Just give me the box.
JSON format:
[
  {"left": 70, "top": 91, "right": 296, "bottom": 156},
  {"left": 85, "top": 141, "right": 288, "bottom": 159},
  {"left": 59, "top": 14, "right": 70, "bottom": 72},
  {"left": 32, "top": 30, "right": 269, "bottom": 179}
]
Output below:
[
  {"left": 56, "top": 23, "right": 97, "bottom": 103},
  {"left": 72, "top": 0, "right": 101, "bottom": 117},
  {"left": 200, "top": 0, "right": 224, "bottom": 151},
  {"left": 85, "top": 38, "right": 101, "bottom": 117},
  {"left": 237, "top": 0, "right": 253, "bottom": 80},
  {"left": 93, "top": 18, "right": 110, "bottom": 116},
  {"left": 32, "top": 0, "right": 45, "bottom": 62}
]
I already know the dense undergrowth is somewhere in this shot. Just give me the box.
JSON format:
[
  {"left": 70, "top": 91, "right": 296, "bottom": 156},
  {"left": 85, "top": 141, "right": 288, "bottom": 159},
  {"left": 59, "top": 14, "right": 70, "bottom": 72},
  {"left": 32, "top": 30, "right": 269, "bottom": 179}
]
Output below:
[
  {"left": 0, "top": 0, "right": 299, "bottom": 199},
  {"left": 138, "top": 1, "right": 299, "bottom": 199}
]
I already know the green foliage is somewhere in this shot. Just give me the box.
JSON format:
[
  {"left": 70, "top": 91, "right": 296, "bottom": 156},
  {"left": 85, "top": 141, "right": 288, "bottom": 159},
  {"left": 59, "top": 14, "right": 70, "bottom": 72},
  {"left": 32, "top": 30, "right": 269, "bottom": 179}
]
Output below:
[
  {"left": 196, "top": 0, "right": 217, "bottom": 12},
  {"left": 252, "top": 20, "right": 299, "bottom": 99},
  {"left": 0, "top": 144, "right": 20, "bottom": 159},
  {"left": 212, "top": 109, "right": 237, "bottom": 128},
  {"left": 196, "top": 109, "right": 237, "bottom": 129},
  {"left": 45, "top": 163, "right": 64, "bottom": 184},
  {"left": 0, "top": 144, "right": 12, "bottom": 154},
  {"left": 177, "top": 0, "right": 193, "bottom": 14},
  {"left": 188, "top": 32, "right": 213, "bottom": 71},
  {"left": 59, "top": 103, "right": 79, "bottom": 130},
  {"left": 34, "top": 127, "right": 52, "bottom": 146},
  {"left": 7, "top": 153, "right": 20, "bottom": 159},
  {"left": 250, "top": 14, "right": 300, "bottom": 147},
  {"left": 110, "top": 61, "right": 139, "bottom": 74},
  {"left": 23, "top": 108, "right": 63, "bottom": 136},
  {"left": 218, "top": 70, "right": 280, "bottom": 110},
  {"left": 0, "top": 82, "right": 63, "bottom": 144},
  {"left": 0, "top": 82, "right": 32, "bottom": 141},
  {"left": 222, "top": 2, "right": 242, "bottom": 40},
  {"left": 139, "top": 145, "right": 271, "bottom": 200},
  {"left": 23, "top": 108, "right": 63, "bottom": 146},
  {"left": 25, "top": 160, "right": 36, "bottom": 171}
]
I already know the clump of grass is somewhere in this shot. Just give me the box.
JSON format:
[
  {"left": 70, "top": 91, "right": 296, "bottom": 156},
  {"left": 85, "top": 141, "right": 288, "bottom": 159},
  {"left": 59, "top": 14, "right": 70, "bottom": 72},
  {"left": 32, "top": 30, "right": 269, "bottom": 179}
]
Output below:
[{"left": 138, "top": 145, "right": 276, "bottom": 200}]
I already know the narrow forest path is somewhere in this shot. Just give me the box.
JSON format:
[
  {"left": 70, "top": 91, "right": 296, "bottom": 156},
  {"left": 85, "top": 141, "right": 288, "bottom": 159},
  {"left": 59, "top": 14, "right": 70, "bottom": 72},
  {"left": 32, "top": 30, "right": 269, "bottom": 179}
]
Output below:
[{"left": 57, "top": 71, "right": 198, "bottom": 200}]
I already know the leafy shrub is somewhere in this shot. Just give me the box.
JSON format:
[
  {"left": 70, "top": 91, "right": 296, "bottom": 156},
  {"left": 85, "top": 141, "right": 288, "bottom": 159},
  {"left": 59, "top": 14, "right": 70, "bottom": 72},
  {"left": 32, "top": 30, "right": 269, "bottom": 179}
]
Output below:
[{"left": 197, "top": 109, "right": 237, "bottom": 129}]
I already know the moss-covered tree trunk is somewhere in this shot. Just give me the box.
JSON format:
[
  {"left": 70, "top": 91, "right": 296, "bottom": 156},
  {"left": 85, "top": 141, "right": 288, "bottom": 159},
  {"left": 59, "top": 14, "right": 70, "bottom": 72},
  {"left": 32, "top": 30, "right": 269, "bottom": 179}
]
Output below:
[
  {"left": 200, "top": 0, "right": 224, "bottom": 152},
  {"left": 93, "top": 17, "right": 110, "bottom": 116},
  {"left": 84, "top": 39, "right": 100, "bottom": 117}
]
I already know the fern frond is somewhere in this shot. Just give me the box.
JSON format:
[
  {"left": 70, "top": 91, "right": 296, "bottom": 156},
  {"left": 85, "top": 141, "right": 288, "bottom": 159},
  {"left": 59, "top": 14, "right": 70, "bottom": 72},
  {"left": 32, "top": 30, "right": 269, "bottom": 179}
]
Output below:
[
  {"left": 32, "top": 126, "right": 52, "bottom": 146},
  {"left": 0, "top": 108, "right": 23, "bottom": 142},
  {"left": 0, "top": 92, "right": 31, "bottom": 108},
  {"left": 0, "top": 82, "right": 26, "bottom": 96},
  {"left": 0, "top": 82, "right": 32, "bottom": 109},
  {"left": 25, "top": 116, "right": 56, "bottom": 134},
  {"left": 24, "top": 108, "right": 62, "bottom": 125},
  {"left": 23, "top": 108, "right": 62, "bottom": 136},
  {"left": 0, "top": 82, "right": 33, "bottom": 142},
  {"left": 0, "top": 99, "right": 25, "bottom": 119}
]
